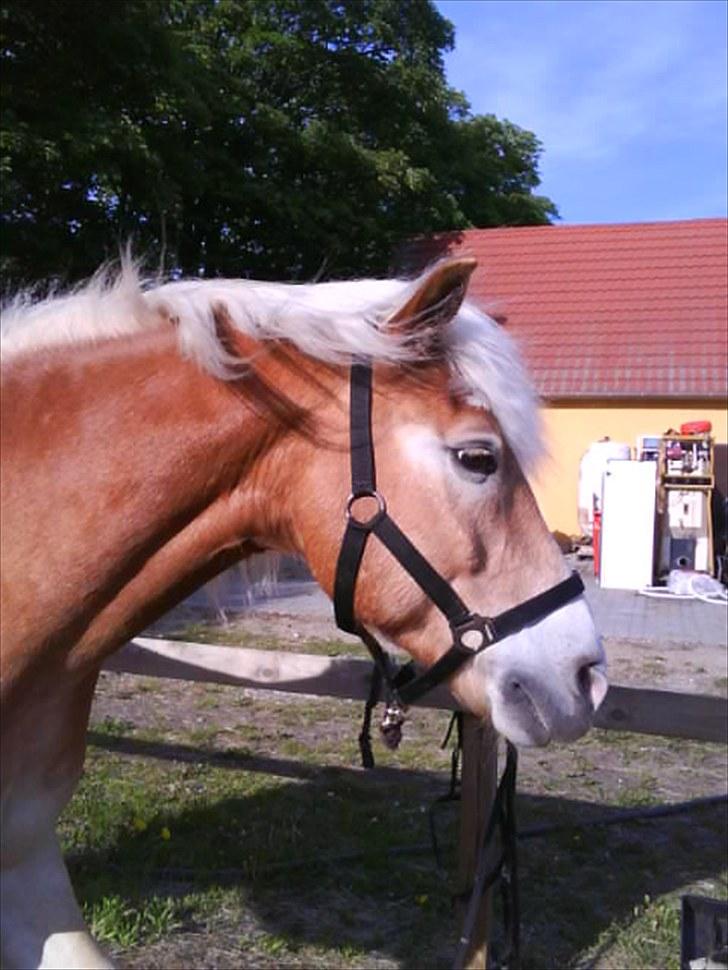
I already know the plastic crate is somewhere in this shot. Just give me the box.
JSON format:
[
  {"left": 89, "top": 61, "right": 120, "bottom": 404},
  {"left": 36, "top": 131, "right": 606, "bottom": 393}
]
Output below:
[{"left": 681, "top": 895, "right": 728, "bottom": 969}]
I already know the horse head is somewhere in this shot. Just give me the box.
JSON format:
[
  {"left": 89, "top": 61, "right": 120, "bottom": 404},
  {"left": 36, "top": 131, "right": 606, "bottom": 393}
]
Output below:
[{"left": 264, "top": 259, "right": 607, "bottom": 746}]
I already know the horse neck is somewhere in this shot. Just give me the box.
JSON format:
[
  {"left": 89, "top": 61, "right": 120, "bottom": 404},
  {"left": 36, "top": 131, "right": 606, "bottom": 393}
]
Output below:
[{"left": 1, "top": 330, "right": 325, "bottom": 670}]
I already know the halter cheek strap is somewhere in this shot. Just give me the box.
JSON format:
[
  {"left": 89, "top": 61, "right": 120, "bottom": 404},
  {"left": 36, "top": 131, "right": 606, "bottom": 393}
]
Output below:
[{"left": 333, "top": 360, "right": 585, "bottom": 712}]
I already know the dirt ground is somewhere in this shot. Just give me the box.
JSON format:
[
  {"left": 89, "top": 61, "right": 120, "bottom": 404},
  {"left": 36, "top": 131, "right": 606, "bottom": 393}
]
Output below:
[{"left": 598, "top": 635, "right": 727, "bottom": 695}]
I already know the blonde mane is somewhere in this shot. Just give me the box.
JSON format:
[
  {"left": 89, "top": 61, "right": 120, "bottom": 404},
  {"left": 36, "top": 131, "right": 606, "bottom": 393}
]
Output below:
[{"left": 0, "top": 261, "right": 542, "bottom": 470}]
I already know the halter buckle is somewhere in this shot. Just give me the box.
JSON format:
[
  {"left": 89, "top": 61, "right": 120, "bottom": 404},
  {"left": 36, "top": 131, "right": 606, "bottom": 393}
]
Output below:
[{"left": 345, "top": 489, "right": 387, "bottom": 530}]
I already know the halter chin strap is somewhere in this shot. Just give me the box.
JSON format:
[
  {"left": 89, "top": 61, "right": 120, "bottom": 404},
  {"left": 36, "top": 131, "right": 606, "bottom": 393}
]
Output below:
[{"left": 333, "top": 360, "right": 585, "bottom": 713}]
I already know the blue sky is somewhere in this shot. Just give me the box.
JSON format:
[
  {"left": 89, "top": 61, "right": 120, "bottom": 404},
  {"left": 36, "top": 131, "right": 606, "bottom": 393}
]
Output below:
[{"left": 435, "top": 0, "right": 728, "bottom": 224}]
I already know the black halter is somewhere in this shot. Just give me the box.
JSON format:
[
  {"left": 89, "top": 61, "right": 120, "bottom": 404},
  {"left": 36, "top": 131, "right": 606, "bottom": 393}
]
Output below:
[{"left": 333, "top": 360, "right": 584, "bottom": 746}]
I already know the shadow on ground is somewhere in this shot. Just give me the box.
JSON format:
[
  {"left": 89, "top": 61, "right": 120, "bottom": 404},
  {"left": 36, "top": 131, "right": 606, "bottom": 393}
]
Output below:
[{"left": 67, "top": 731, "right": 727, "bottom": 969}]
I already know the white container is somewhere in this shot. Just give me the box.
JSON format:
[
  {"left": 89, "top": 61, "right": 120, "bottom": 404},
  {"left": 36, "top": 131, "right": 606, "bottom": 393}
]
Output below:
[
  {"left": 600, "top": 460, "right": 657, "bottom": 590},
  {"left": 578, "top": 438, "right": 631, "bottom": 537}
]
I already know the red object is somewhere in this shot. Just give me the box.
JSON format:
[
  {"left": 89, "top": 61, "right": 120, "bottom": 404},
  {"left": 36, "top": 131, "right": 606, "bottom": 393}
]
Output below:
[
  {"left": 401, "top": 219, "right": 727, "bottom": 399},
  {"left": 592, "top": 510, "right": 602, "bottom": 579},
  {"left": 680, "top": 420, "right": 712, "bottom": 434}
]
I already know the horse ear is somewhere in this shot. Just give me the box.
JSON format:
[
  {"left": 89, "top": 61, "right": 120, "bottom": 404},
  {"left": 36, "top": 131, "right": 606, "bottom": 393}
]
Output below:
[{"left": 387, "top": 258, "right": 478, "bottom": 348}]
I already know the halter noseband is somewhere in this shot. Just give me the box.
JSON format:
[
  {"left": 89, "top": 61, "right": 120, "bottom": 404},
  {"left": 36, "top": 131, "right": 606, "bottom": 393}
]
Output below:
[{"left": 333, "top": 360, "right": 584, "bottom": 746}]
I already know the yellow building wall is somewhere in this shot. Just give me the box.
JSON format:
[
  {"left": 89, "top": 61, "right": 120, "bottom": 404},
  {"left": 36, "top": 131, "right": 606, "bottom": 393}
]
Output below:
[{"left": 530, "top": 400, "right": 728, "bottom": 536}]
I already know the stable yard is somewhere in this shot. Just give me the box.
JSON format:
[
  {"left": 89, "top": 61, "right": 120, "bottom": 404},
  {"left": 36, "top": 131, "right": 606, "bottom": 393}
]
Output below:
[{"left": 65, "top": 619, "right": 728, "bottom": 969}]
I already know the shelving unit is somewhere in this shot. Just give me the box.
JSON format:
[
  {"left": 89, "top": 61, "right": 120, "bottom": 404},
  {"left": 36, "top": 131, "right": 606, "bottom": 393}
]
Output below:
[{"left": 657, "top": 434, "right": 714, "bottom": 576}]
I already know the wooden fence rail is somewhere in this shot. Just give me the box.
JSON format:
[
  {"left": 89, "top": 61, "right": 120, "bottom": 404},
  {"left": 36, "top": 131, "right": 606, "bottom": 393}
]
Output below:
[{"left": 105, "top": 637, "right": 728, "bottom": 744}]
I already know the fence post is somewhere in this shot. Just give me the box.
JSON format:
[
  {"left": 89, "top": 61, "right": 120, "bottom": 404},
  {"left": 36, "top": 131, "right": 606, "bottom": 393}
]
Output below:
[{"left": 456, "top": 714, "right": 500, "bottom": 970}]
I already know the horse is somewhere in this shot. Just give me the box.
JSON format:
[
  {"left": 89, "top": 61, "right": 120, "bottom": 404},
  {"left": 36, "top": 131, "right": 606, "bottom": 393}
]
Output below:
[{"left": 0, "top": 256, "right": 607, "bottom": 969}]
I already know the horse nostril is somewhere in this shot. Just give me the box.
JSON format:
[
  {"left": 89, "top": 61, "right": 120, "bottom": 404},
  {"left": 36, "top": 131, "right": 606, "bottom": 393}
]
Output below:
[
  {"left": 577, "top": 662, "right": 609, "bottom": 711},
  {"left": 577, "top": 664, "right": 591, "bottom": 696},
  {"left": 505, "top": 678, "right": 525, "bottom": 702}
]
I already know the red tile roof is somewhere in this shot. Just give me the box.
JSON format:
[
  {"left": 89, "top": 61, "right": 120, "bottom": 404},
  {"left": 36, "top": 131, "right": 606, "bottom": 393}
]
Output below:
[{"left": 399, "top": 219, "right": 728, "bottom": 399}]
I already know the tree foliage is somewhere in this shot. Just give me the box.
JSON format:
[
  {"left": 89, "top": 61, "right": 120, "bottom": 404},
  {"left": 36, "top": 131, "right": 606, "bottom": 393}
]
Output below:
[{"left": 0, "top": 0, "right": 557, "bottom": 284}]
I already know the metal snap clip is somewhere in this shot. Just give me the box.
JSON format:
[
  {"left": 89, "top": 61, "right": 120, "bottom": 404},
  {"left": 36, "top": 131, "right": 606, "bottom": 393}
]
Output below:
[{"left": 380, "top": 701, "right": 405, "bottom": 750}]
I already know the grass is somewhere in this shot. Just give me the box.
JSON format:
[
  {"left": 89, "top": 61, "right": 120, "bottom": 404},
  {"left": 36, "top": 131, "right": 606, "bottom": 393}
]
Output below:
[
  {"left": 612, "top": 773, "right": 660, "bottom": 808},
  {"left": 94, "top": 716, "right": 136, "bottom": 736},
  {"left": 84, "top": 894, "right": 182, "bottom": 948},
  {"left": 61, "top": 743, "right": 459, "bottom": 964},
  {"left": 585, "top": 894, "right": 683, "bottom": 970},
  {"left": 159, "top": 621, "right": 368, "bottom": 659}
]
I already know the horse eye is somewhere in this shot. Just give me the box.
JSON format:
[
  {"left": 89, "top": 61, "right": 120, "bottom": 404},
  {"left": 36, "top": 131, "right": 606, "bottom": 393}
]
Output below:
[{"left": 455, "top": 447, "right": 498, "bottom": 478}]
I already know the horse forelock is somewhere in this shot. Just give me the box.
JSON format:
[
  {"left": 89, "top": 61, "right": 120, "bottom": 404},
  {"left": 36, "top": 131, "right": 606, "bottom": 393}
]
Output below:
[{"left": 0, "top": 260, "right": 542, "bottom": 472}]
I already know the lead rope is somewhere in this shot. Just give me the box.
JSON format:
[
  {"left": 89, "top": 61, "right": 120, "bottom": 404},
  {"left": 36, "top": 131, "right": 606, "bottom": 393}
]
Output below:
[
  {"left": 449, "top": 736, "right": 520, "bottom": 970},
  {"left": 429, "top": 712, "right": 464, "bottom": 869},
  {"left": 358, "top": 664, "right": 382, "bottom": 770}
]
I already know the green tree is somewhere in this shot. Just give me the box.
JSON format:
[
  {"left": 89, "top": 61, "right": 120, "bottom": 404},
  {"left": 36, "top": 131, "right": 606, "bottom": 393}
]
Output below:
[{"left": 0, "top": 0, "right": 557, "bottom": 285}]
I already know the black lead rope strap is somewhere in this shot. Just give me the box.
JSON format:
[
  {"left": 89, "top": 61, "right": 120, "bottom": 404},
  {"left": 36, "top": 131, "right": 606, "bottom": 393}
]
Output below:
[
  {"left": 428, "top": 712, "right": 464, "bottom": 871},
  {"left": 453, "top": 741, "right": 520, "bottom": 970},
  {"left": 357, "top": 662, "right": 382, "bottom": 770},
  {"left": 429, "top": 721, "right": 520, "bottom": 968}
]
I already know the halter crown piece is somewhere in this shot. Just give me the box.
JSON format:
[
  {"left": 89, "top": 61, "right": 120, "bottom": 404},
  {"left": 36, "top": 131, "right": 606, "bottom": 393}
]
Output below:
[{"left": 333, "top": 360, "right": 585, "bottom": 752}]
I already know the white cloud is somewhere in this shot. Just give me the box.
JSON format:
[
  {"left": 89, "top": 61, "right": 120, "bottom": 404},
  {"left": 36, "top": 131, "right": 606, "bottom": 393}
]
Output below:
[{"left": 441, "top": 0, "right": 727, "bottom": 164}]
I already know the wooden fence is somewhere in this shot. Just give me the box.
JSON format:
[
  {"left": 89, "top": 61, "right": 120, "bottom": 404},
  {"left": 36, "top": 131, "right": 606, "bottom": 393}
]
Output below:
[
  {"left": 103, "top": 637, "right": 728, "bottom": 968},
  {"left": 105, "top": 638, "right": 728, "bottom": 744}
]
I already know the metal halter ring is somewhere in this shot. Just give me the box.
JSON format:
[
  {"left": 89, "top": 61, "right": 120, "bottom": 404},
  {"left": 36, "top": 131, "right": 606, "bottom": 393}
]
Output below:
[{"left": 345, "top": 489, "right": 387, "bottom": 530}]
